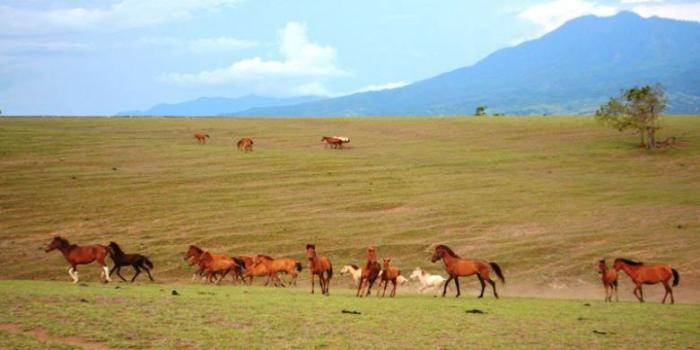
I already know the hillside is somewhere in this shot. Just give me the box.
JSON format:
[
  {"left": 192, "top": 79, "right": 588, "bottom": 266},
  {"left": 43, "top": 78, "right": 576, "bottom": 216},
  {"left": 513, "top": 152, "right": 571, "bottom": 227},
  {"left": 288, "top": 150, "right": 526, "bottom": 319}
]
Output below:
[
  {"left": 118, "top": 95, "right": 322, "bottom": 116},
  {"left": 0, "top": 117, "right": 698, "bottom": 300},
  {"left": 243, "top": 12, "right": 700, "bottom": 116}
]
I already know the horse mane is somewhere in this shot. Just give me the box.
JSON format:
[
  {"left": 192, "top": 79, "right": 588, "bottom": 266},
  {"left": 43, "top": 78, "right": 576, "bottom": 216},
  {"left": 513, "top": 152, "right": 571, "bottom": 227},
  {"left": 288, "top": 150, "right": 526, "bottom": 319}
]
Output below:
[
  {"left": 306, "top": 244, "right": 315, "bottom": 250},
  {"left": 257, "top": 254, "right": 274, "bottom": 260},
  {"left": 350, "top": 264, "right": 359, "bottom": 270},
  {"left": 108, "top": 241, "right": 125, "bottom": 255},
  {"left": 189, "top": 245, "right": 203, "bottom": 254},
  {"left": 436, "top": 244, "right": 459, "bottom": 258},
  {"left": 616, "top": 258, "right": 643, "bottom": 266}
]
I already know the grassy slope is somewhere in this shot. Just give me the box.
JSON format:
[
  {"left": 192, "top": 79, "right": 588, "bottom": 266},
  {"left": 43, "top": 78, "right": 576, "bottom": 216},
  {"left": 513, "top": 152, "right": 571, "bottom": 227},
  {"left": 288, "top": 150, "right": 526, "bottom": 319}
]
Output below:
[
  {"left": 0, "top": 281, "right": 698, "bottom": 349},
  {"left": 0, "top": 117, "right": 698, "bottom": 301}
]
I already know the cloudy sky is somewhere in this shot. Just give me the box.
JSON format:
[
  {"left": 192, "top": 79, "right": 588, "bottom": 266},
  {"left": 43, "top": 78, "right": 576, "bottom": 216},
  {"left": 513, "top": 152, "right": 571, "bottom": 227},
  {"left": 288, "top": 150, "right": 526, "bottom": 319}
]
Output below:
[{"left": 1, "top": 0, "right": 699, "bottom": 115}]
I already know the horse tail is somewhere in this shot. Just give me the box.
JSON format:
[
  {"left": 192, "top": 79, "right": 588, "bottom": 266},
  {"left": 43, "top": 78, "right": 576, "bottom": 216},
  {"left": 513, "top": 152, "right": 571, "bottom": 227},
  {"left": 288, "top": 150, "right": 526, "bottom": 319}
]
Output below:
[
  {"left": 295, "top": 262, "right": 303, "bottom": 272},
  {"left": 328, "top": 263, "right": 333, "bottom": 279},
  {"left": 490, "top": 262, "right": 505, "bottom": 284},
  {"left": 672, "top": 268, "right": 680, "bottom": 287},
  {"left": 232, "top": 257, "right": 246, "bottom": 271},
  {"left": 143, "top": 257, "right": 154, "bottom": 269}
]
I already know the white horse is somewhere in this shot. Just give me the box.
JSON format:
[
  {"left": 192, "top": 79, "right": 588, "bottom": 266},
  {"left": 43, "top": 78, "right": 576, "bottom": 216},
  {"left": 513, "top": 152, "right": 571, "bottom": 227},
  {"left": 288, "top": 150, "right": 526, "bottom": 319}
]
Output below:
[
  {"left": 397, "top": 275, "right": 408, "bottom": 286},
  {"left": 340, "top": 264, "right": 363, "bottom": 286},
  {"left": 410, "top": 267, "right": 448, "bottom": 294}
]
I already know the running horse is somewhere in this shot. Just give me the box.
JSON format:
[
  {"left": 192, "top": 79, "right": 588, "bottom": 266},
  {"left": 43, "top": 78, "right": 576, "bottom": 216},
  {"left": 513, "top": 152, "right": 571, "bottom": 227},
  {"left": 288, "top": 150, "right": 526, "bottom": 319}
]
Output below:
[
  {"left": 306, "top": 244, "right": 333, "bottom": 295},
  {"left": 194, "top": 133, "right": 210, "bottom": 144},
  {"left": 237, "top": 138, "right": 254, "bottom": 152},
  {"left": 614, "top": 258, "right": 679, "bottom": 304},
  {"left": 254, "top": 255, "right": 303, "bottom": 286},
  {"left": 321, "top": 136, "right": 345, "bottom": 149},
  {"left": 184, "top": 245, "right": 242, "bottom": 282},
  {"left": 430, "top": 244, "right": 504, "bottom": 298},
  {"left": 356, "top": 246, "right": 381, "bottom": 297},
  {"left": 107, "top": 241, "right": 155, "bottom": 282},
  {"left": 45, "top": 236, "right": 112, "bottom": 283}
]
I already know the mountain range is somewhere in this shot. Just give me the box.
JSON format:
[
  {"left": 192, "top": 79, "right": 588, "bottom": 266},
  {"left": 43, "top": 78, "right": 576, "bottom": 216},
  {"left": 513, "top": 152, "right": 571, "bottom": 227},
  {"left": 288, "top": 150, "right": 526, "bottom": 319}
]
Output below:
[
  {"left": 124, "top": 12, "right": 700, "bottom": 116},
  {"left": 118, "top": 95, "right": 321, "bottom": 116}
]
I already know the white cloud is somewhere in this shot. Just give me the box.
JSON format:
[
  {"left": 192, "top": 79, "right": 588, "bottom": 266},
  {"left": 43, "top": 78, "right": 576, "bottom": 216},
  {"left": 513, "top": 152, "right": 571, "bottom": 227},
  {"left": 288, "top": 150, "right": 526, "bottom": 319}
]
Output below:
[
  {"left": 0, "top": 0, "right": 240, "bottom": 35},
  {"left": 631, "top": 3, "right": 700, "bottom": 21},
  {"left": 352, "top": 81, "right": 410, "bottom": 94},
  {"left": 518, "top": 0, "right": 618, "bottom": 36},
  {"left": 163, "top": 22, "right": 348, "bottom": 85}
]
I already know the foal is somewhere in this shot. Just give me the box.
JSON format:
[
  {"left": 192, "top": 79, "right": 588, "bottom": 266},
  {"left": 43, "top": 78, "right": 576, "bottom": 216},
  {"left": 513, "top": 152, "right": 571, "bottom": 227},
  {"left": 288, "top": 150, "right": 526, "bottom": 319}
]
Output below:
[
  {"left": 45, "top": 236, "right": 111, "bottom": 283},
  {"left": 377, "top": 258, "right": 401, "bottom": 297},
  {"left": 306, "top": 244, "right": 333, "bottom": 295},
  {"left": 194, "top": 133, "right": 210, "bottom": 144},
  {"left": 107, "top": 241, "right": 154, "bottom": 282},
  {"left": 598, "top": 259, "right": 618, "bottom": 302}
]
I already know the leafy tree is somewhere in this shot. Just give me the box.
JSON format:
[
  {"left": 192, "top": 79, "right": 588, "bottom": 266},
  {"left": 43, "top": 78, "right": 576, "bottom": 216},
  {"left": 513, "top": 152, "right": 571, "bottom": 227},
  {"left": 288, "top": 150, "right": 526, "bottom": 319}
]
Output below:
[
  {"left": 595, "top": 84, "right": 666, "bottom": 149},
  {"left": 475, "top": 106, "right": 487, "bottom": 116}
]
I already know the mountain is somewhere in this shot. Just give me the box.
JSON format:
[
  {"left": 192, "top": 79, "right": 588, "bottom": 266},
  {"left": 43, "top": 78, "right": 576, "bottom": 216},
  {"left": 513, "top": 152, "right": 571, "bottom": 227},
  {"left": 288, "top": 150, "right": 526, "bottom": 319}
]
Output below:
[
  {"left": 118, "top": 95, "right": 323, "bottom": 116},
  {"left": 241, "top": 12, "right": 700, "bottom": 116}
]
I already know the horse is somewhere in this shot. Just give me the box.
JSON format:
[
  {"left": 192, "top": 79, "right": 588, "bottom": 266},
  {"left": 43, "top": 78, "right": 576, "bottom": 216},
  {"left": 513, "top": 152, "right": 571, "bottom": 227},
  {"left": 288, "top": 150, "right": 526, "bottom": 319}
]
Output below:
[
  {"left": 340, "top": 264, "right": 363, "bottom": 286},
  {"left": 243, "top": 259, "right": 281, "bottom": 286},
  {"left": 306, "top": 244, "right": 333, "bottom": 295},
  {"left": 377, "top": 258, "right": 401, "bottom": 297},
  {"left": 237, "top": 138, "right": 253, "bottom": 152},
  {"left": 430, "top": 244, "right": 505, "bottom": 298},
  {"left": 235, "top": 255, "right": 256, "bottom": 283},
  {"left": 321, "top": 136, "right": 344, "bottom": 149},
  {"left": 107, "top": 242, "right": 154, "bottom": 283},
  {"left": 397, "top": 275, "right": 409, "bottom": 286},
  {"left": 194, "top": 133, "right": 210, "bottom": 144},
  {"left": 198, "top": 252, "right": 245, "bottom": 284},
  {"left": 356, "top": 247, "right": 381, "bottom": 297},
  {"left": 254, "top": 255, "right": 303, "bottom": 286},
  {"left": 614, "top": 258, "right": 679, "bottom": 304},
  {"left": 410, "top": 267, "right": 449, "bottom": 294},
  {"left": 598, "top": 259, "right": 618, "bottom": 302},
  {"left": 45, "top": 236, "right": 112, "bottom": 283},
  {"left": 184, "top": 245, "right": 239, "bottom": 282}
]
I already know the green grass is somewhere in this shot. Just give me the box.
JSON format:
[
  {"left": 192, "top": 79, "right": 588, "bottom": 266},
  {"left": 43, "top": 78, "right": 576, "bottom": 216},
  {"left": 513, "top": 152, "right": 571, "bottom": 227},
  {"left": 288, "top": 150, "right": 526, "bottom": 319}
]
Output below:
[{"left": 0, "top": 280, "right": 698, "bottom": 349}]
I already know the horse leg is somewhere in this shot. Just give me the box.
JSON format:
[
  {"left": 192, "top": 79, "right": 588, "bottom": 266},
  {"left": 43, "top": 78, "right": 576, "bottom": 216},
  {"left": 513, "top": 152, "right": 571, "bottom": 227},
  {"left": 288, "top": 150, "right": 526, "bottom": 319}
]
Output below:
[
  {"left": 477, "top": 275, "right": 486, "bottom": 298},
  {"left": 324, "top": 273, "right": 330, "bottom": 295},
  {"left": 661, "top": 281, "right": 671, "bottom": 304},
  {"left": 116, "top": 267, "right": 128, "bottom": 282},
  {"left": 382, "top": 280, "right": 388, "bottom": 297},
  {"left": 391, "top": 280, "right": 397, "bottom": 297},
  {"left": 131, "top": 265, "right": 141, "bottom": 283},
  {"left": 310, "top": 273, "right": 315, "bottom": 294},
  {"left": 144, "top": 265, "right": 155, "bottom": 282},
  {"left": 614, "top": 281, "right": 619, "bottom": 302},
  {"left": 487, "top": 279, "right": 499, "bottom": 299},
  {"left": 68, "top": 267, "right": 78, "bottom": 283},
  {"left": 109, "top": 265, "right": 118, "bottom": 278},
  {"left": 356, "top": 278, "right": 364, "bottom": 297},
  {"left": 454, "top": 277, "right": 461, "bottom": 298},
  {"left": 638, "top": 284, "right": 644, "bottom": 303},
  {"left": 604, "top": 284, "right": 610, "bottom": 302},
  {"left": 366, "top": 279, "right": 375, "bottom": 297},
  {"left": 442, "top": 276, "right": 453, "bottom": 297}
]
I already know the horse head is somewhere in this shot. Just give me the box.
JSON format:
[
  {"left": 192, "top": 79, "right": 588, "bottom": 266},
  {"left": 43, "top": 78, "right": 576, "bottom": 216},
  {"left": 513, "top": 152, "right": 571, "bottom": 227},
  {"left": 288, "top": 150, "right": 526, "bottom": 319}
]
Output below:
[
  {"left": 45, "top": 236, "right": 66, "bottom": 253},
  {"left": 383, "top": 258, "right": 391, "bottom": 268},
  {"left": 367, "top": 246, "right": 376, "bottom": 262},
  {"left": 431, "top": 246, "right": 445, "bottom": 263},
  {"left": 410, "top": 267, "right": 422, "bottom": 280},
  {"left": 184, "top": 245, "right": 202, "bottom": 261},
  {"left": 306, "top": 244, "right": 316, "bottom": 259}
]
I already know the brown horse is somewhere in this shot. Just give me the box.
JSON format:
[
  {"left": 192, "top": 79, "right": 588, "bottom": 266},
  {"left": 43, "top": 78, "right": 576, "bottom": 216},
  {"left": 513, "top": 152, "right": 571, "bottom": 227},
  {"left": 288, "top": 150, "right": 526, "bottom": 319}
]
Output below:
[
  {"left": 194, "top": 133, "right": 210, "bottom": 144},
  {"left": 45, "top": 236, "right": 112, "bottom": 283},
  {"left": 184, "top": 245, "right": 238, "bottom": 282},
  {"left": 198, "top": 252, "right": 245, "bottom": 284},
  {"left": 377, "top": 258, "right": 401, "bottom": 297},
  {"left": 243, "top": 259, "right": 281, "bottom": 286},
  {"left": 356, "top": 246, "right": 381, "bottom": 297},
  {"left": 233, "top": 255, "right": 255, "bottom": 282},
  {"left": 321, "top": 136, "right": 344, "bottom": 149},
  {"left": 254, "top": 255, "right": 303, "bottom": 286},
  {"left": 237, "top": 138, "right": 253, "bottom": 152},
  {"left": 431, "top": 244, "right": 504, "bottom": 298},
  {"left": 598, "top": 259, "right": 618, "bottom": 302},
  {"left": 614, "top": 258, "right": 679, "bottom": 304},
  {"left": 306, "top": 244, "right": 333, "bottom": 295}
]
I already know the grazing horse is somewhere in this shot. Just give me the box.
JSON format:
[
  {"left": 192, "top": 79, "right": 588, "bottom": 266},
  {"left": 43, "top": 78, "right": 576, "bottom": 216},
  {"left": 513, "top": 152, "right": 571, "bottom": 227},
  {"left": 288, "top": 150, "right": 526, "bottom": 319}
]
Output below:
[
  {"left": 306, "top": 244, "right": 333, "bottom": 295},
  {"left": 356, "top": 247, "right": 381, "bottom": 297},
  {"left": 194, "top": 133, "right": 210, "bottom": 144},
  {"left": 321, "top": 136, "right": 345, "bottom": 149},
  {"left": 410, "top": 267, "right": 449, "bottom": 294},
  {"left": 431, "top": 244, "right": 505, "bottom": 298},
  {"left": 598, "top": 259, "right": 618, "bottom": 302},
  {"left": 45, "top": 236, "right": 112, "bottom": 283},
  {"left": 614, "top": 258, "right": 679, "bottom": 304},
  {"left": 377, "top": 258, "right": 401, "bottom": 297},
  {"left": 254, "top": 255, "right": 303, "bottom": 286},
  {"left": 237, "top": 138, "right": 254, "bottom": 152},
  {"left": 107, "top": 242, "right": 154, "bottom": 283}
]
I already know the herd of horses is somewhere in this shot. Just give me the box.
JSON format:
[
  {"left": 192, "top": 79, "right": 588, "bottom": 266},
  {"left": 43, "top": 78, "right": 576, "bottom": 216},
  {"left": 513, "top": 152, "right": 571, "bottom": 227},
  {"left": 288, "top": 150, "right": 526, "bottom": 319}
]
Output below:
[
  {"left": 193, "top": 132, "right": 350, "bottom": 150},
  {"left": 44, "top": 236, "right": 681, "bottom": 303}
]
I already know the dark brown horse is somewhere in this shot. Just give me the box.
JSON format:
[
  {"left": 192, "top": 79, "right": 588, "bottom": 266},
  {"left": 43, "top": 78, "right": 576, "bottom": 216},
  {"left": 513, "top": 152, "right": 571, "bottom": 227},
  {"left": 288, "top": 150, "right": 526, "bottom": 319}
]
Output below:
[
  {"left": 194, "top": 133, "right": 210, "bottom": 144},
  {"left": 356, "top": 246, "right": 381, "bottom": 297},
  {"left": 306, "top": 244, "right": 332, "bottom": 295},
  {"left": 377, "top": 258, "right": 401, "bottom": 297},
  {"left": 321, "top": 136, "right": 344, "bottom": 149},
  {"left": 254, "top": 255, "right": 303, "bottom": 286},
  {"left": 431, "top": 244, "right": 504, "bottom": 298},
  {"left": 45, "top": 236, "right": 112, "bottom": 283},
  {"left": 614, "top": 258, "right": 679, "bottom": 304},
  {"left": 237, "top": 138, "right": 253, "bottom": 152},
  {"left": 107, "top": 241, "right": 154, "bottom": 282},
  {"left": 598, "top": 259, "right": 618, "bottom": 302}
]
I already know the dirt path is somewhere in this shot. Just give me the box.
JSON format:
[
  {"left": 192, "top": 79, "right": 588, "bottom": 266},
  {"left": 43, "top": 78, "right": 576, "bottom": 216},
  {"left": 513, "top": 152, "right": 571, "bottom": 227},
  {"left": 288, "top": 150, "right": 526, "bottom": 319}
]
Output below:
[{"left": 0, "top": 323, "right": 110, "bottom": 350}]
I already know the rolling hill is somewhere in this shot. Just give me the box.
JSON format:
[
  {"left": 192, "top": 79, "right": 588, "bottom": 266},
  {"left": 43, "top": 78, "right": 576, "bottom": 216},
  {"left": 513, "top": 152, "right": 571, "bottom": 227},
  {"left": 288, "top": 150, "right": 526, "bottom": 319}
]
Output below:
[
  {"left": 241, "top": 12, "right": 700, "bottom": 116},
  {"left": 118, "top": 95, "right": 322, "bottom": 116}
]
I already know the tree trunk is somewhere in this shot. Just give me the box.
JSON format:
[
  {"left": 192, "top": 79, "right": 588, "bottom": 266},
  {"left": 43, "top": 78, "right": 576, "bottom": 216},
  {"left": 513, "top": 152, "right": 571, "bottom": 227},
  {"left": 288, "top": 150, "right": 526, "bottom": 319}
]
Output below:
[
  {"left": 647, "top": 127, "right": 657, "bottom": 150},
  {"left": 639, "top": 129, "right": 646, "bottom": 148}
]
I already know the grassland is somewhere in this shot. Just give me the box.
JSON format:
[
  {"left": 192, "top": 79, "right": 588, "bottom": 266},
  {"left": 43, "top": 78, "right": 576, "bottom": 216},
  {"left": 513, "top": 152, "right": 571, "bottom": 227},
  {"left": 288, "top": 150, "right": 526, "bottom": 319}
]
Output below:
[{"left": 0, "top": 116, "right": 699, "bottom": 348}]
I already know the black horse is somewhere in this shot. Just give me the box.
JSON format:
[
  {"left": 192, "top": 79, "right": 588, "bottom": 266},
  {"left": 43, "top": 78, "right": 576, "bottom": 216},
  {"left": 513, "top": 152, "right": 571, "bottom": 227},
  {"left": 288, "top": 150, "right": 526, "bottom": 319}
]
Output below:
[{"left": 107, "top": 241, "right": 155, "bottom": 282}]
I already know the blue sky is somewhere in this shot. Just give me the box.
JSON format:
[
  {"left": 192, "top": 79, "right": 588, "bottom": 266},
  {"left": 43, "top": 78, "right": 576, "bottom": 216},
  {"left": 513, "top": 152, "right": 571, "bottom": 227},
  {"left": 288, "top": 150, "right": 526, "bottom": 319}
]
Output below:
[{"left": 1, "top": 0, "right": 699, "bottom": 115}]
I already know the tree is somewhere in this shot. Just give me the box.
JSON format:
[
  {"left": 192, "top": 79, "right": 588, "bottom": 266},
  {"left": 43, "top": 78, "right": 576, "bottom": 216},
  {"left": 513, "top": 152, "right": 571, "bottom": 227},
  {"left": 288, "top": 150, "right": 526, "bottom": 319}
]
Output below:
[
  {"left": 475, "top": 106, "right": 487, "bottom": 116},
  {"left": 595, "top": 84, "right": 666, "bottom": 149}
]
